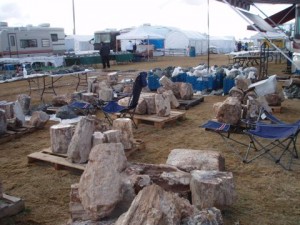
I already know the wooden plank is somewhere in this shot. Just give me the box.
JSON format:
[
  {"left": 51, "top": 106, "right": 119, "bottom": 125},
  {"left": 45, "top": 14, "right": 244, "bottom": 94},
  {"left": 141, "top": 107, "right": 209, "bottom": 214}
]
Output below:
[
  {"left": 133, "top": 111, "right": 186, "bottom": 129},
  {"left": 0, "top": 194, "right": 25, "bottom": 219}
]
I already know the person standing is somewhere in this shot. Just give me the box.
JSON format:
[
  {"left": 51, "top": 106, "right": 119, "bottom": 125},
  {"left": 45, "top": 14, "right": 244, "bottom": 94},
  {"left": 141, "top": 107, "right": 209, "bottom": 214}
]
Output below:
[
  {"left": 126, "top": 41, "right": 134, "bottom": 53},
  {"left": 99, "top": 42, "right": 110, "bottom": 69}
]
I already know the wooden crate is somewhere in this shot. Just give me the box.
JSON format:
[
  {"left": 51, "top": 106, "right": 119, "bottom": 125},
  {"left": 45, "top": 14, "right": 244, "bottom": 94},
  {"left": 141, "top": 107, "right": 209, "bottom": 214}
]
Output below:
[{"left": 133, "top": 111, "right": 186, "bottom": 129}]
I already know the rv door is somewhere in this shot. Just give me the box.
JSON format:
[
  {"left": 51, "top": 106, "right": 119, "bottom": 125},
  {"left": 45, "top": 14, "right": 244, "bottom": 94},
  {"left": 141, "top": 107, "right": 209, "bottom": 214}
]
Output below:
[{"left": 8, "top": 33, "right": 18, "bottom": 57}]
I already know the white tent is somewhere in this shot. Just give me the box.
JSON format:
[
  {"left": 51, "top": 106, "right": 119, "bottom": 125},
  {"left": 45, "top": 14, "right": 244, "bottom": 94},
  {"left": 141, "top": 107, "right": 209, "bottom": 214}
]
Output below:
[
  {"left": 116, "top": 25, "right": 167, "bottom": 51},
  {"left": 164, "top": 30, "right": 208, "bottom": 55},
  {"left": 65, "top": 35, "right": 94, "bottom": 52},
  {"left": 209, "top": 36, "right": 236, "bottom": 54}
]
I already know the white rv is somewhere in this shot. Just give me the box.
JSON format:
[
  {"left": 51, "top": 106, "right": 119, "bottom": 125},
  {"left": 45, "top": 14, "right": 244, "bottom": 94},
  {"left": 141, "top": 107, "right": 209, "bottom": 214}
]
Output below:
[{"left": 0, "top": 22, "right": 65, "bottom": 58}]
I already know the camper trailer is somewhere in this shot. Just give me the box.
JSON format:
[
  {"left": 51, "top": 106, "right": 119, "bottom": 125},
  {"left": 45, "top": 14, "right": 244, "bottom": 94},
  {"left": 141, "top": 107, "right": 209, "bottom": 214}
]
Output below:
[{"left": 0, "top": 22, "right": 65, "bottom": 58}]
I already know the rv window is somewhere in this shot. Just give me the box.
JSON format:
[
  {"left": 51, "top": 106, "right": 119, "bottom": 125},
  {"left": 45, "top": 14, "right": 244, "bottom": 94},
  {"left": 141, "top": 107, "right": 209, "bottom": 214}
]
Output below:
[
  {"left": 10, "top": 36, "right": 16, "bottom": 46},
  {"left": 42, "top": 39, "right": 50, "bottom": 47},
  {"left": 20, "top": 39, "right": 38, "bottom": 48},
  {"left": 51, "top": 34, "right": 58, "bottom": 42}
]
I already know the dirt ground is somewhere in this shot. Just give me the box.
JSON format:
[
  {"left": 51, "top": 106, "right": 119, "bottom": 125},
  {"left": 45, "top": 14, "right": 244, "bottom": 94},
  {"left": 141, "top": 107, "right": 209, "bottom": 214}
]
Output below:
[{"left": 0, "top": 54, "right": 299, "bottom": 225}]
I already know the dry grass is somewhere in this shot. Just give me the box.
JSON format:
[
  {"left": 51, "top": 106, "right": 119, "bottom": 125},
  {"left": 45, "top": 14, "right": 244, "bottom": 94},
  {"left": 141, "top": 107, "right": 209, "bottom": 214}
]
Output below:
[{"left": 0, "top": 54, "right": 299, "bottom": 225}]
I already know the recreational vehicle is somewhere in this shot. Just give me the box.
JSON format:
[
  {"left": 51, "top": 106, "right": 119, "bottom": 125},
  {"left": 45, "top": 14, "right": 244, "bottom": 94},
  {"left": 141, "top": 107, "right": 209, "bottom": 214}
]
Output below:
[
  {"left": 93, "top": 29, "right": 120, "bottom": 52},
  {"left": 0, "top": 22, "right": 65, "bottom": 58}
]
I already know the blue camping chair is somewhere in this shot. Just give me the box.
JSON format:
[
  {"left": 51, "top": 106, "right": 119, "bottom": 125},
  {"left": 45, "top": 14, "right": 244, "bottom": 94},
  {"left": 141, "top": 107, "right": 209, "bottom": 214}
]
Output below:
[
  {"left": 201, "top": 120, "right": 300, "bottom": 170},
  {"left": 98, "top": 71, "right": 148, "bottom": 128}
]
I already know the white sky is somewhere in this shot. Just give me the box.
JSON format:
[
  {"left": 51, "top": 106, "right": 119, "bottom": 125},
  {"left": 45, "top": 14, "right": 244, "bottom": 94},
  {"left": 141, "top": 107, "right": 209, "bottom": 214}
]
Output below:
[{"left": 0, "top": 0, "right": 293, "bottom": 39}]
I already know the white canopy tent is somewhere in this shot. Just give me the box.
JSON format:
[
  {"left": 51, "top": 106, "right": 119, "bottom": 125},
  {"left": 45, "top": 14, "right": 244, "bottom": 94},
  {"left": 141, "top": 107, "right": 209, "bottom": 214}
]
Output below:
[
  {"left": 209, "top": 36, "right": 236, "bottom": 53},
  {"left": 116, "top": 25, "right": 166, "bottom": 52},
  {"left": 164, "top": 30, "right": 208, "bottom": 55}
]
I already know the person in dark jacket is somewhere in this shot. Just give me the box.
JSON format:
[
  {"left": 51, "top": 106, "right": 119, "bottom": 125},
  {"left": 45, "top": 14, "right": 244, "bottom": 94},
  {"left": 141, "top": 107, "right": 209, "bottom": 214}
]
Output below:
[{"left": 99, "top": 42, "right": 110, "bottom": 69}]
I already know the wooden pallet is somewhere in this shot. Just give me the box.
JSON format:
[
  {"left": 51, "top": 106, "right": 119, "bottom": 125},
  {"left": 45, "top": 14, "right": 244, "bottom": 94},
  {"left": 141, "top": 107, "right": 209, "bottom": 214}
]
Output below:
[
  {"left": 27, "top": 148, "right": 86, "bottom": 172},
  {"left": 0, "top": 125, "right": 35, "bottom": 144},
  {"left": 133, "top": 111, "right": 186, "bottom": 129},
  {"left": 0, "top": 194, "right": 25, "bottom": 219},
  {"left": 270, "top": 106, "right": 282, "bottom": 113},
  {"left": 178, "top": 96, "right": 204, "bottom": 110},
  {"left": 27, "top": 139, "right": 145, "bottom": 172}
]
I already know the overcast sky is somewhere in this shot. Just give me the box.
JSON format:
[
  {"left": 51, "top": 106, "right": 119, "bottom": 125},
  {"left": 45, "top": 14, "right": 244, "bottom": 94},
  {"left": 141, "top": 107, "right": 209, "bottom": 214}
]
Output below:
[{"left": 0, "top": 0, "right": 293, "bottom": 39}]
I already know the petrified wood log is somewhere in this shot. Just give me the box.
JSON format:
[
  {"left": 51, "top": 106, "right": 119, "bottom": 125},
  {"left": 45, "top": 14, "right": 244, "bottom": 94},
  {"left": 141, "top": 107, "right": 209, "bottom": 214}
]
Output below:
[
  {"left": 78, "top": 143, "right": 127, "bottom": 220},
  {"left": 87, "top": 76, "right": 97, "bottom": 93},
  {"left": 99, "top": 88, "right": 113, "bottom": 101},
  {"left": 92, "top": 131, "right": 105, "bottom": 147},
  {"left": 141, "top": 93, "right": 156, "bottom": 114},
  {"left": 166, "top": 149, "right": 225, "bottom": 172},
  {"left": 229, "top": 87, "right": 244, "bottom": 102},
  {"left": 155, "top": 93, "right": 171, "bottom": 117},
  {"left": 0, "top": 101, "right": 14, "bottom": 119},
  {"left": 190, "top": 170, "right": 237, "bottom": 210},
  {"left": 0, "top": 109, "right": 7, "bottom": 135},
  {"left": 29, "top": 111, "right": 49, "bottom": 128},
  {"left": 113, "top": 118, "right": 134, "bottom": 150},
  {"left": 50, "top": 124, "right": 73, "bottom": 154},
  {"left": 67, "top": 116, "right": 96, "bottom": 163},
  {"left": 214, "top": 97, "right": 242, "bottom": 125},
  {"left": 17, "top": 94, "right": 31, "bottom": 115},
  {"left": 103, "top": 130, "right": 122, "bottom": 144}
]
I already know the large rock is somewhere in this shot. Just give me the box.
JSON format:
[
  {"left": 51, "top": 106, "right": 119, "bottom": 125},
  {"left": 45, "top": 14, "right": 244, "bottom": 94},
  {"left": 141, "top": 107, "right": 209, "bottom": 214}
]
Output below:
[
  {"left": 78, "top": 143, "right": 127, "bottom": 220},
  {"left": 214, "top": 97, "right": 242, "bottom": 125},
  {"left": 50, "top": 124, "right": 73, "bottom": 153},
  {"left": 155, "top": 93, "right": 171, "bottom": 117},
  {"left": 166, "top": 149, "right": 225, "bottom": 172},
  {"left": 67, "top": 116, "right": 96, "bottom": 163},
  {"left": 177, "top": 82, "right": 193, "bottom": 100},
  {"left": 190, "top": 170, "right": 237, "bottom": 210},
  {"left": 29, "top": 111, "right": 49, "bottom": 128},
  {"left": 17, "top": 94, "right": 31, "bottom": 115},
  {"left": 112, "top": 118, "right": 134, "bottom": 150},
  {"left": 114, "top": 184, "right": 194, "bottom": 225}
]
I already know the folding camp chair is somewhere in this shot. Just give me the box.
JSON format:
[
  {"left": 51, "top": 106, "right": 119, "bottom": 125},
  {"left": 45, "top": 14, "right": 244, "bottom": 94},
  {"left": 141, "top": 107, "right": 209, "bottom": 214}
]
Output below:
[
  {"left": 201, "top": 120, "right": 300, "bottom": 170},
  {"left": 244, "top": 123, "right": 299, "bottom": 170},
  {"left": 98, "top": 71, "right": 148, "bottom": 128}
]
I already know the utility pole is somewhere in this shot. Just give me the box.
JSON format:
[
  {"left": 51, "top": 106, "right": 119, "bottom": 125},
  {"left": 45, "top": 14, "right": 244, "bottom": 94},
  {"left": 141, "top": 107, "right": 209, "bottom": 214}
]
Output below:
[{"left": 72, "top": 0, "right": 76, "bottom": 35}]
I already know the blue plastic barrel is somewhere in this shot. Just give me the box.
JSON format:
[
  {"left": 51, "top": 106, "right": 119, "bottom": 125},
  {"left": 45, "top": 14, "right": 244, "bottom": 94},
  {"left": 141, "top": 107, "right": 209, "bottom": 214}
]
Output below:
[
  {"left": 147, "top": 72, "right": 161, "bottom": 91},
  {"left": 189, "top": 47, "right": 196, "bottom": 57},
  {"left": 223, "top": 77, "right": 235, "bottom": 95}
]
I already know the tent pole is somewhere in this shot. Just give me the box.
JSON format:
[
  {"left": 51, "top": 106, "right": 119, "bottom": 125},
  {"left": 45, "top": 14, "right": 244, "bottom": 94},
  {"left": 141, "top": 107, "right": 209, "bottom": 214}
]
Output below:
[
  {"left": 147, "top": 36, "right": 149, "bottom": 61},
  {"left": 207, "top": 0, "right": 210, "bottom": 72}
]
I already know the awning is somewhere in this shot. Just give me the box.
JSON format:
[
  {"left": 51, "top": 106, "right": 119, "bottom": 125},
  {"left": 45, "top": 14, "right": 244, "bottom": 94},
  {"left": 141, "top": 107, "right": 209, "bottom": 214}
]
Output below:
[{"left": 238, "top": 9, "right": 277, "bottom": 32}]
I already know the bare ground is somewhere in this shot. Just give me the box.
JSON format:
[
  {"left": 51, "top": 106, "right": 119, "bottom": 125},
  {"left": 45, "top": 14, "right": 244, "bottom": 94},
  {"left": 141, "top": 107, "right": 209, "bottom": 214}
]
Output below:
[{"left": 0, "top": 55, "right": 299, "bottom": 225}]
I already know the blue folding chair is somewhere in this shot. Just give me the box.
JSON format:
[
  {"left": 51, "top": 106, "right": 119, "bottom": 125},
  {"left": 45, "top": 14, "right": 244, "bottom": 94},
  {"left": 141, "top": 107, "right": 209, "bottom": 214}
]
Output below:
[
  {"left": 244, "top": 123, "right": 299, "bottom": 170},
  {"left": 201, "top": 120, "right": 300, "bottom": 170},
  {"left": 98, "top": 71, "right": 148, "bottom": 128}
]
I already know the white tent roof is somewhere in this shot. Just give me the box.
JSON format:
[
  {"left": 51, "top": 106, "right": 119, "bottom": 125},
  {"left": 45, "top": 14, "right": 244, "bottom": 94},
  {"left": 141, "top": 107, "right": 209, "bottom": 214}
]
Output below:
[
  {"left": 250, "top": 31, "right": 287, "bottom": 40},
  {"left": 116, "top": 25, "right": 166, "bottom": 40}
]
